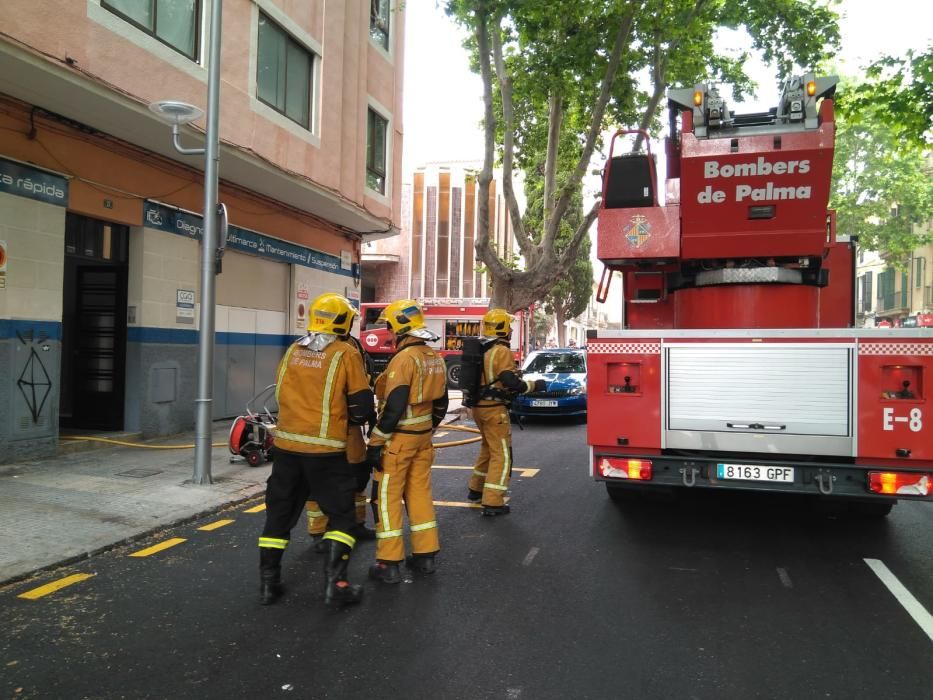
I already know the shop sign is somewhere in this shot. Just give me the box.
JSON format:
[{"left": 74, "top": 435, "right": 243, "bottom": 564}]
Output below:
[
  {"left": 176, "top": 288, "right": 195, "bottom": 324},
  {"left": 295, "top": 286, "right": 309, "bottom": 330},
  {"left": 0, "top": 157, "right": 68, "bottom": 206},
  {"left": 143, "top": 201, "right": 359, "bottom": 279}
]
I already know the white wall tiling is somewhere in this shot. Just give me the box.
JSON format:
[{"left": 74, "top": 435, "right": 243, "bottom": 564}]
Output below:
[{"left": 0, "top": 193, "right": 65, "bottom": 323}]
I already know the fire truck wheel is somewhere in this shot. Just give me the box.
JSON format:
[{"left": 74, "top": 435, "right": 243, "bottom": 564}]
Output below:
[
  {"left": 446, "top": 360, "right": 461, "bottom": 389},
  {"left": 605, "top": 483, "right": 635, "bottom": 504},
  {"left": 852, "top": 501, "right": 894, "bottom": 518}
]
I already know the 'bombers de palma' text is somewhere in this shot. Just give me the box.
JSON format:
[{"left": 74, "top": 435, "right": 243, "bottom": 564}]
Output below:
[{"left": 697, "top": 157, "right": 812, "bottom": 204}]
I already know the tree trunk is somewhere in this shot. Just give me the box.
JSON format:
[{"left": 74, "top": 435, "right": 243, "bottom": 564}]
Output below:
[{"left": 554, "top": 306, "right": 567, "bottom": 346}]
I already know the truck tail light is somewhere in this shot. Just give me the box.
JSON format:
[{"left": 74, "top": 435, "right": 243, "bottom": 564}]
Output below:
[
  {"left": 868, "top": 471, "right": 932, "bottom": 497},
  {"left": 598, "top": 457, "right": 652, "bottom": 481}
]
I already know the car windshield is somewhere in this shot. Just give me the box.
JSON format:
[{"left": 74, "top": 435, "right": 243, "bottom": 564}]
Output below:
[{"left": 524, "top": 352, "right": 586, "bottom": 373}]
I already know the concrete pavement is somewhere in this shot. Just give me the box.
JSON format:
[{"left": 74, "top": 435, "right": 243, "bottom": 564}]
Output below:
[{"left": 0, "top": 393, "right": 463, "bottom": 587}]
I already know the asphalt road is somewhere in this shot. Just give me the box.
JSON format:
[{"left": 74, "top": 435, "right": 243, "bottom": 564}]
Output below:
[{"left": 2, "top": 420, "right": 932, "bottom": 700}]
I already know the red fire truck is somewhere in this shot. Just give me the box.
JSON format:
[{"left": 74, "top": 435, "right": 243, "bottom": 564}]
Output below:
[
  {"left": 587, "top": 74, "right": 932, "bottom": 516},
  {"left": 357, "top": 298, "right": 527, "bottom": 386}
]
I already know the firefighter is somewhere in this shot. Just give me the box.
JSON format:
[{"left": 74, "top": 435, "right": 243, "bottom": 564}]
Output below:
[
  {"left": 258, "top": 293, "right": 373, "bottom": 607},
  {"left": 307, "top": 328, "right": 378, "bottom": 551},
  {"left": 467, "top": 308, "right": 545, "bottom": 516},
  {"left": 367, "top": 299, "right": 449, "bottom": 584}
]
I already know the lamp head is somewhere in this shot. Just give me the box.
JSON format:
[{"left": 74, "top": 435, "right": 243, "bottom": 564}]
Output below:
[{"left": 148, "top": 100, "right": 204, "bottom": 126}]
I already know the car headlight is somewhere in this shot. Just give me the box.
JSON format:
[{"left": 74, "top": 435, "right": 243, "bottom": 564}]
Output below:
[{"left": 567, "top": 386, "right": 586, "bottom": 396}]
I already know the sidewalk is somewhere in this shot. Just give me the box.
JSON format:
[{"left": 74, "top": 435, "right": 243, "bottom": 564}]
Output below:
[{"left": 0, "top": 393, "right": 463, "bottom": 587}]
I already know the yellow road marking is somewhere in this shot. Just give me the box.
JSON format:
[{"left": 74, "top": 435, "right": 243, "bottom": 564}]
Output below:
[
  {"left": 129, "top": 538, "right": 186, "bottom": 557},
  {"left": 198, "top": 519, "right": 234, "bottom": 531},
  {"left": 434, "top": 496, "right": 510, "bottom": 509},
  {"left": 244, "top": 504, "right": 266, "bottom": 513},
  {"left": 18, "top": 573, "right": 95, "bottom": 600},
  {"left": 432, "top": 465, "right": 538, "bottom": 477}
]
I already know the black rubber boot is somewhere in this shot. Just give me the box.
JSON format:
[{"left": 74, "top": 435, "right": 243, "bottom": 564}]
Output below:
[
  {"left": 405, "top": 553, "right": 437, "bottom": 575},
  {"left": 352, "top": 523, "right": 377, "bottom": 541},
  {"left": 467, "top": 489, "right": 482, "bottom": 502},
  {"left": 369, "top": 560, "right": 402, "bottom": 584},
  {"left": 323, "top": 540, "right": 363, "bottom": 606},
  {"left": 482, "top": 504, "right": 511, "bottom": 517},
  {"left": 259, "top": 548, "right": 284, "bottom": 605}
]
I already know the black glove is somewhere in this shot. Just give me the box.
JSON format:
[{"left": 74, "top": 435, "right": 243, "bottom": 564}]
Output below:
[
  {"left": 366, "top": 444, "right": 384, "bottom": 471},
  {"left": 532, "top": 379, "right": 547, "bottom": 393}
]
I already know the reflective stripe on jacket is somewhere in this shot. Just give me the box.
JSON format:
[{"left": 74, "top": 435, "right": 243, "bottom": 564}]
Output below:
[
  {"left": 274, "top": 338, "right": 373, "bottom": 454},
  {"left": 369, "top": 338, "right": 448, "bottom": 446}
]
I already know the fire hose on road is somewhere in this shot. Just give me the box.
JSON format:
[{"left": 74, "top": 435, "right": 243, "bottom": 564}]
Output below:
[{"left": 59, "top": 423, "right": 482, "bottom": 450}]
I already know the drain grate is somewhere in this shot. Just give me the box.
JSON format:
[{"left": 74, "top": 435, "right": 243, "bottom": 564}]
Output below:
[{"left": 115, "top": 468, "right": 163, "bottom": 478}]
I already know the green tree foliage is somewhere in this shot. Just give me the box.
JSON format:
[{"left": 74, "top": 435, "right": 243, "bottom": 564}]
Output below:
[
  {"left": 445, "top": 0, "right": 841, "bottom": 312},
  {"left": 840, "top": 48, "right": 932, "bottom": 149},
  {"left": 833, "top": 49, "right": 933, "bottom": 260}
]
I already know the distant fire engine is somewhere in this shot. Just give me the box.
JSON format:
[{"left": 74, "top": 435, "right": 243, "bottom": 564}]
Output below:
[
  {"left": 587, "top": 74, "right": 932, "bottom": 516},
  {"left": 357, "top": 299, "right": 527, "bottom": 386}
]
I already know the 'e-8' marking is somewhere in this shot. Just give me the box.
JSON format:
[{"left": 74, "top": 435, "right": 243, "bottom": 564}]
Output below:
[{"left": 882, "top": 407, "right": 923, "bottom": 432}]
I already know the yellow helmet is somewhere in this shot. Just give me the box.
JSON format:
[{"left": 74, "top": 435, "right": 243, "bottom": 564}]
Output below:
[
  {"left": 378, "top": 299, "right": 437, "bottom": 339},
  {"left": 482, "top": 308, "right": 513, "bottom": 338},
  {"left": 307, "top": 293, "right": 357, "bottom": 336}
]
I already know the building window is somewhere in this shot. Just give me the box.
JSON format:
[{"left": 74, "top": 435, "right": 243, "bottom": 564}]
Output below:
[
  {"left": 257, "top": 12, "right": 313, "bottom": 129},
  {"left": 367, "top": 109, "right": 388, "bottom": 194},
  {"left": 103, "top": 0, "right": 200, "bottom": 60},
  {"left": 861, "top": 272, "right": 873, "bottom": 312},
  {"left": 370, "top": 0, "right": 390, "bottom": 51},
  {"left": 437, "top": 172, "right": 451, "bottom": 297},
  {"left": 916, "top": 257, "right": 925, "bottom": 288},
  {"left": 411, "top": 172, "right": 424, "bottom": 297}
]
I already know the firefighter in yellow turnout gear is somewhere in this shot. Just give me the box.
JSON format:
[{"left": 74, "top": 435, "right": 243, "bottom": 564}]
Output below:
[
  {"left": 468, "top": 309, "right": 545, "bottom": 516},
  {"left": 258, "top": 294, "right": 373, "bottom": 607},
  {"left": 367, "top": 300, "right": 449, "bottom": 584},
  {"left": 306, "top": 331, "right": 377, "bottom": 550}
]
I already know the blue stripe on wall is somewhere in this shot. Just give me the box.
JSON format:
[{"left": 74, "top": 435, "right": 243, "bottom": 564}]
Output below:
[
  {"left": 1, "top": 322, "right": 295, "bottom": 346},
  {"left": 127, "top": 326, "right": 296, "bottom": 346},
  {"left": 218, "top": 331, "right": 296, "bottom": 347},
  {"left": 0, "top": 320, "right": 62, "bottom": 341},
  {"left": 127, "top": 327, "right": 198, "bottom": 344}
]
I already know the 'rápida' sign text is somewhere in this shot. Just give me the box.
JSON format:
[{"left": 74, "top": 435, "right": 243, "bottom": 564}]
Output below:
[{"left": 0, "top": 157, "right": 68, "bottom": 206}]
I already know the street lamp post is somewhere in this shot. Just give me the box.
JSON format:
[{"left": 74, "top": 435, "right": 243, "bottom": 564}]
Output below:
[{"left": 149, "top": 0, "right": 224, "bottom": 485}]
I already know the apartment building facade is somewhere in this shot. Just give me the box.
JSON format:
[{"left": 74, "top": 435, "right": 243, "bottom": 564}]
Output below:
[
  {"left": 855, "top": 232, "right": 933, "bottom": 328},
  {"left": 362, "top": 162, "right": 517, "bottom": 304},
  {"left": 0, "top": 0, "right": 404, "bottom": 457}
]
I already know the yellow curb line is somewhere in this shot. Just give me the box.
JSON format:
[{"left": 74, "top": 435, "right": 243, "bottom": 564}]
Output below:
[
  {"left": 198, "top": 519, "right": 235, "bottom": 531},
  {"left": 129, "top": 538, "right": 187, "bottom": 557},
  {"left": 243, "top": 504, "right": 266, "bottom": 513},
  {"left": 18, "top": 573, "right": 96, "bottom": 600}
]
